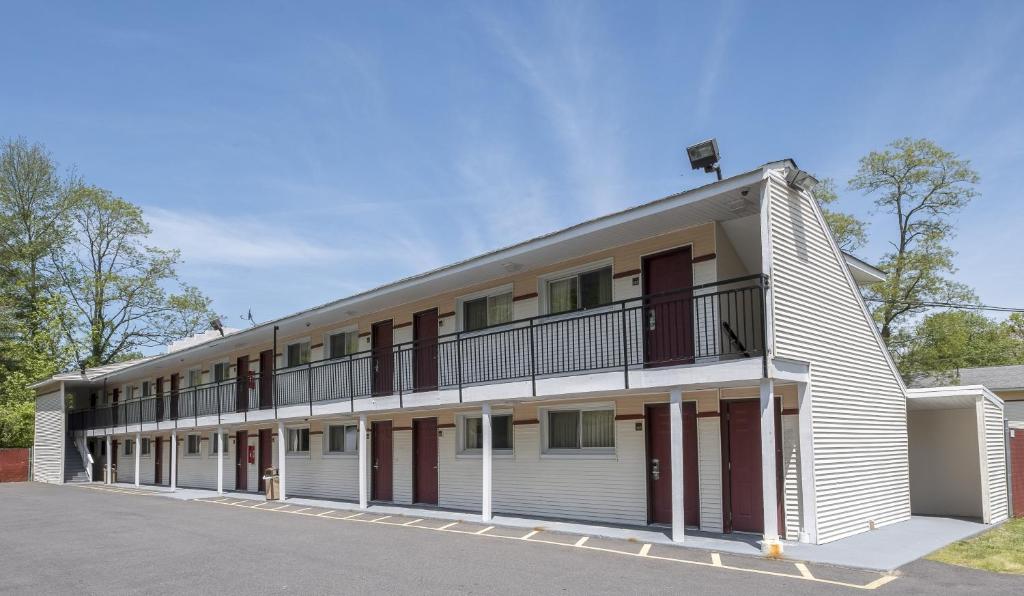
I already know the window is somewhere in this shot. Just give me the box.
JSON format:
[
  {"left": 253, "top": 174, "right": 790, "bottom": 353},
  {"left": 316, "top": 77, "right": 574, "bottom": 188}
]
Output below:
[
  {"left": 462, "top": 414, "right": 513, "bottom": 452},
  {"left": 212, "top": 362, "right": 230, "bottom": 382},
  {"left": 462, "top": 291, "right": 513, "bottom": 332},
  {"left": 287, "top": 428, "right": 310, "bottom": 453},
  {"left": 210, "top": 432, "right": 228, "bottom": 454},
  {"left": 546, "top": 266, "right": 612, "bottom": 314},
  {"left": 545, "top": 408, "right": 615, "bottom": 451},
  {"left": 141, "top": 381, "right": 151, "bottom": 397},
  {"left": 187, "top": 368, "right": 202, "bottom": 387},
  {"left": 186, "top": 435, "right": 201, "bottom": 455},
  {"left": 141, "top": 438, "right": 151, "bottom": 456},
  {"left": 286, "top": 342, "right": 310, "bottom": 368},
  {"left": 328, "top": 332, "right": 360, "bottom": 359},
  {"left": 326, "top": 424, "right": 359, "bottom": 453},
  {"left": 124, "top": 440, "right": 134, "bottom": 456}
]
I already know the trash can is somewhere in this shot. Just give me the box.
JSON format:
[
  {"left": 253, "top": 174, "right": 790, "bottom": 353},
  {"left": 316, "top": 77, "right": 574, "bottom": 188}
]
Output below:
[
  {"left": 263, "top": 468, "right": 280, "bottom": 500},
  {"left": 111, "top": 465, "right": 117, "bottom": 484}
]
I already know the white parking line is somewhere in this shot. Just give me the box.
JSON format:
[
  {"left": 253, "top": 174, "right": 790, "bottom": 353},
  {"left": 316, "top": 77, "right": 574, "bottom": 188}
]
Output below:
[
  {"left": 403, "top": 519, "right": 422, "bottom": 526},
  {"left": 290, "top": 507, "right": 310, "bottom": 514},
  {"left": 316, "top": 510, "right": 335, "bottom": 517},
  {"left": 574, "top": 536, "right": 589, "bottom": 547},
  {"left": 521, "top": 530, "right": 540, "bottom": 540},
  {"left": 711, "top": 553, "right": 722, "bottom": 567},
  {"left": 794, "top": 563, "right": 814, "bottom": 579},
  {"left": 438, "top": 522, "right": 459, "bottom": 530},
  {"left": 475, "top": 526, "right": 494, "bottom": 535},
  {"left": 638, "top": 544, "right": 652, "bottom": 557},
  {"left": 370, "top": 515, "right": 392, "bottom": 523}
]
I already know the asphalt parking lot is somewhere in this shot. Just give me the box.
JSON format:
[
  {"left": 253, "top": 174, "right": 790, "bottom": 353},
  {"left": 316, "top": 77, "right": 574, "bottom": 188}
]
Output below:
[{"left": 0, "top": 482, "right": 1019, "bottom": 595}]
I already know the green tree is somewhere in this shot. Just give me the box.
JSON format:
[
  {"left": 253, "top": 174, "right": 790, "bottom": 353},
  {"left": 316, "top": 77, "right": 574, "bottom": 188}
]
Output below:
[
  {"left": 812, "top": 177, "right": 867, "bottom": 252},
  {"left": 53, "top": 185, "right": 216, "bottom": 368},
  {"left": 849, "top": 138, "right": 979, "bottom": 342},
  {"left": 0, "top": 138, "right": 73, "bottom": 446},
  {"left": 898, "top": 311, "right": 1024, "bottom": 383}
]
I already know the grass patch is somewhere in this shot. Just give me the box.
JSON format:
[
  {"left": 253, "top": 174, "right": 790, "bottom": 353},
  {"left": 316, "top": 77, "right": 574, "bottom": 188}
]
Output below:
[{"left": 927, "top": 517, "right": 1024, "bottom": 574}]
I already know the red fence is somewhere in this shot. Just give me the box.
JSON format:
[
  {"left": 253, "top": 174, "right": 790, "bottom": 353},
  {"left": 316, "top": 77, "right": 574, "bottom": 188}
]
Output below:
[{"left": 0, "top": 448, "right": 30, "bottom": 482}]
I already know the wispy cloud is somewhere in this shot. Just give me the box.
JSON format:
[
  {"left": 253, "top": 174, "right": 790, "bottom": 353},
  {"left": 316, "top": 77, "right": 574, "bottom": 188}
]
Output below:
[
  {"left": 695, "top": 0, "right": 739, "bottom": 125},
  {"left": 145, "top": 206, "right": 346, "bottom": 267}
]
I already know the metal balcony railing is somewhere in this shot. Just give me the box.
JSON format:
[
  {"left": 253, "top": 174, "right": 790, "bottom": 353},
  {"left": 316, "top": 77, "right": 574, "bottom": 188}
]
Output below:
[{"left": 69, "top": 274, "right": 766, "bottom": 431}]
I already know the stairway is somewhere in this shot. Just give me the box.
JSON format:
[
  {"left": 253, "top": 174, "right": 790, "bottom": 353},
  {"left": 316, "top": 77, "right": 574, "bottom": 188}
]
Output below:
[{"left": 64, "top": 437, "right": 90, "bottom": 483}]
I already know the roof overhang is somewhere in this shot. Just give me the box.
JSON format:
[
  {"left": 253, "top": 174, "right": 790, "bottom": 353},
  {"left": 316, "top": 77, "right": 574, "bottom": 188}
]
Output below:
[
  {"left": 842, "top": 252, "right": 886, "bottom": 286},
  {"left": 906, "top": 385, "right": 1004, "bottom": 411}
]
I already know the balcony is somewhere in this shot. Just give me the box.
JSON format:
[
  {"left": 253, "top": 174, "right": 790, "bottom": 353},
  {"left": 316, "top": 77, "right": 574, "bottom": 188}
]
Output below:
[{"left": 69, "top": 274, "right": 766, "bottom": 432}]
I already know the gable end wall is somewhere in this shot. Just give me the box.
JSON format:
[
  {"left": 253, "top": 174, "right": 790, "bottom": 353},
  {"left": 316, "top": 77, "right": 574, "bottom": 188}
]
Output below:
[{"left": 766, "top": 175, "right": 910, "bottom": 543}]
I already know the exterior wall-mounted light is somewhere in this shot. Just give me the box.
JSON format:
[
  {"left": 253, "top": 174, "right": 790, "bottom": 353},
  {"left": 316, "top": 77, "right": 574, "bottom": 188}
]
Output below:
[
  {"left": 686, "top": 138, "right": 722, "bottom": 180},
  {"left": 785, "top": 168, "right": 819, "bottom": 193}
]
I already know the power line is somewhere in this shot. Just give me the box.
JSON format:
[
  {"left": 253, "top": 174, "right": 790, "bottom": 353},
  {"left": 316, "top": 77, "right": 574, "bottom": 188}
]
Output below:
[{"left": 862, "top": 298, "right": 1024, "bottom": 313}]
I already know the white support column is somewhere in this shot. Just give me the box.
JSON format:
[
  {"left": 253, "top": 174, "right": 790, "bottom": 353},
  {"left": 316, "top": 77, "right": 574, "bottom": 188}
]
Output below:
[
  {"left": 760, "top": 378, "right": 781, "bottom": 554},
  {"left": 170, "top": 430, "right": 177, "bottom": 492},
  {"left": 277, "top": 420, "right": 287, "bottom": 501},
  {"left": 482, "top": 403, "right": 493, "bottom": 522},
  {"left": 669, "top": 388, "right": 685, "bottom": 543},
  {"left": 134, "top": 432, "right": 141, "bottom": 487},
  {"left": 105, "top": 435, "right": 112, "bottom": 485},
  {"left": 358, "top": 415, "right": 368, "bottom": 509},
  {"left": 216, "top": 427, "right": 224, "bottom": 495},
  {"left": 796, "top": 380, "right": 817, "bottom": 544}
]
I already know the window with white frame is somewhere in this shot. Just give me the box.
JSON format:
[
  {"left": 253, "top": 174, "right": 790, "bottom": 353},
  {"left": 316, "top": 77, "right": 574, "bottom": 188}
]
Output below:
[
  {"left": 327, "top": 331, "right": 360, "bottom": 359},
  {"left": 124, "top": 440, "right": 134, "bottom": 456},
  {"left": 187, "top": 368, "right": 202, "bottom": 387},
  {"left": 287, "top": 428, "right": 310, "bottom": 453},
  {"left": 326, "top": 424, "right": 359, "bottom": 453},
  {"left": 460, "top": 414, "right": 513, "bottom": 453},
  {"left": 286, "top": 341, "right": 311, "bottom": 368},
  {"left": 140, "top": 438, "right": 151, "bottom": 456},
  {"left": 212, "top": 362, "right": 230, "bottom": 382},
  {"left": 545, "top": 265, "right": 613, "bottom": 314},
  {"left": 543, "top": 406, "right": 615, "bottom": 452},
  {"left": 186, "top": 434, "right": 200, "bottom": 455},
  {"left": 460, "top": 289, "right": 513, "bottom": 332},
  {"left": 209, "top": 432, "right": 228, "bottom": 454}
]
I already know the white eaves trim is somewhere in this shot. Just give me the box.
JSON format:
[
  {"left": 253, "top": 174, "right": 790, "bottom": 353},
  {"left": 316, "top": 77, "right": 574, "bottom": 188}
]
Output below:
[{"left": 906, "top": 385, "right": 1005, "bottom": 411}]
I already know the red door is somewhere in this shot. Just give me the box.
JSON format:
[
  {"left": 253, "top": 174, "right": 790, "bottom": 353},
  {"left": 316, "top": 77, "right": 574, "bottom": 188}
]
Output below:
[
  {"left": 371, "top": 421, "right": 393, "bottom": 501},
  {"left": 413, "top": 418, "right": 439, "bottom": 504},
  {"left": 723, "top": 400, "right": 763, "bottom": 533},
  {"left": 154, "top": 437, "right": 163, "bottom": 485},
  {"left": 258, "top": 428, "right": 273, "bottom": 491},
  {"left": 259, "top": 350, "right": 274, "bottom": 409},
  {"left": 236, "top": 430, "right": 248, "bottom": 491},
  {"left": 1011, "top": 429, "right": 1024, "bottom": 518},
  {"left": 642, "top": 247, "right": 694, "bottom": 367},
  {"left": 413, "top": 309, "right": 438, "bottom": 392},
  {"left": 170, "top": 374, "right": 179, "bottom": 420},
  {"left": 372, "top": 321, "right": 394, "bottom": 396},
  {"left": 645, "top": 403, "right": 699, "bottom": 526},
  {"left": 236, "top": 356, "right": 250, "bottom": 412}
]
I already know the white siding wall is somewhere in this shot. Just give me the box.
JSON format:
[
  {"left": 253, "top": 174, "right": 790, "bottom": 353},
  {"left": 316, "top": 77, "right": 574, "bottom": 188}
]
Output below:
[
  {"left": 767, "top": 175, "right": 910, "bottom": 543},
  {"left": 981, "top": 399, "right": 1009, "bottom": 523},
  {"left": 781, "top": 414, "right": 802, "bottom": 541},
  {"left": 393, "top": 430, "right": 413, "bottom": 505},
  {"left": 439, "top": 421, "right": 647, "bottom": 525},
  {"left": 284, "top": 434, "right": 359, "bottom": 501},
  {"left": 138, "top": 440, "right": 155, "bottom": 485},
  {"left": 33, "top": 390, "right": 64, "bottom": 484},
  {"left": 697, "top": 417, "right": 723, "bottom": 532},
  {"left": 176, "top": 436, "right": 236, "bottom": 491}
]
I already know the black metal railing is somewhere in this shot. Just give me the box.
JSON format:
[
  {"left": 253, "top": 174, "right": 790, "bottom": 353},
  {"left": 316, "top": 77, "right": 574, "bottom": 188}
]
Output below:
[{"left": 69, "top": 274, "right": 766, "bottom": 431}]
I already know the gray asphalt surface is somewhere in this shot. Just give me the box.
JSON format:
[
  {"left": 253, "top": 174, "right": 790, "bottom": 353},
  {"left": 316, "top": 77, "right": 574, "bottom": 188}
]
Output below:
[{"left": 0, "top": 482, "right": 1020, "bottom": 595}]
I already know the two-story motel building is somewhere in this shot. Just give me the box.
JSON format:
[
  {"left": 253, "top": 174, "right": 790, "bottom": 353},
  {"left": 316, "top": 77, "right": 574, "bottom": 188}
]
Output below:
[{"left": 32, "top": 160, "right": 911, "bottom": 550}]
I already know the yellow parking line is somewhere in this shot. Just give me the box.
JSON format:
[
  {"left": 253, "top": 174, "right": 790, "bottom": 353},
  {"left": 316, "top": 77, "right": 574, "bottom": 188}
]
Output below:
[
  {"left": 638, "top": 544, "right": 652, "bottom": 556},
  {"left": 574, "top": 536, "right": 589, "bottom": 547},
  {"left": 794, "top": 563, "right": 814, "bottom": 579}
]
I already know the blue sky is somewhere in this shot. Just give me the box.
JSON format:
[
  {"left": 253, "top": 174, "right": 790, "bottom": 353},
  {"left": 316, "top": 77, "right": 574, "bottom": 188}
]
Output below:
[{"left": 2, "top": 1, "right": 1022, "bottom": 334}]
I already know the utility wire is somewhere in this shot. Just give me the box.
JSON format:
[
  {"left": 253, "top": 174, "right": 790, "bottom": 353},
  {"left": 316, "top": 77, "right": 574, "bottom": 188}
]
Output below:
[{"left": 862, "top": 298, "right": 1024, "bottom": 313}]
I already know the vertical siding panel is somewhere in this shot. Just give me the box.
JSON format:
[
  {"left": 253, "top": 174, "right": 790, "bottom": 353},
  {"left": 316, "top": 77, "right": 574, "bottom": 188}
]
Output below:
[
  {"left": 697, "top": 417, "right": 723, "bottom": 532},
  {"left": 33, "top": 390, "right": 64, "bottom": 484},
  {"left": 781, "top": 414, "right": 802, "bottom": 541},
  {"left": 983, "top": 399, "right": 1009, "bottom": 522},
  {"left": 768, "top": 175, "right": 910, "bottom": 543}
]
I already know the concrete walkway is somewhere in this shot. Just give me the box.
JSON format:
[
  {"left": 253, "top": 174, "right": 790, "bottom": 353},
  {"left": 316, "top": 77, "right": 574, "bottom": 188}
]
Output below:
[{"left": 109, "top": 482, "right": 990, "bottom": 571}]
